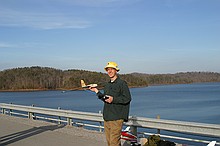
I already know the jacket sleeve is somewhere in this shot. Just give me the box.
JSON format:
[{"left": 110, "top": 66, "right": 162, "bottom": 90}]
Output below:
[{"left": 96, "top": 91, "right": 106, "bottom": 102}]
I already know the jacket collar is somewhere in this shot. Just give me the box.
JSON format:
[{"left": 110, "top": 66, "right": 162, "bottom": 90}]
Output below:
[{"left": 109, "top": 76, "right": 120, "bottom": 83}]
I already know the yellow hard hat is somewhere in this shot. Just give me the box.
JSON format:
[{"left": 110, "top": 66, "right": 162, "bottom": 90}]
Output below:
[{"left": 104, "top": 62, "right": 120, "bottom": 72}]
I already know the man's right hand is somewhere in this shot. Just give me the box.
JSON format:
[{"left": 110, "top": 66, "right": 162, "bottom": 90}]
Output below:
[{"left": 89, "top": 87, "right": 99, "bottom": 93}]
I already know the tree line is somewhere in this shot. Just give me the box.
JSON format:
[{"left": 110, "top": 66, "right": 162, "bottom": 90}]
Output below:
[
  {"left": 131, "top": 72, "right": 220, "bottom": 85},
  {"left": 0, "top": 66, "right": 220, "bottom": 91},
  {"left": 0, "top": 66, "right": 147, "bottom": 91}
]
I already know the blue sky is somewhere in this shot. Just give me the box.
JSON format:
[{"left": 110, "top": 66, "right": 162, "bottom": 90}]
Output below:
[{"left": 0, "top": 0, "right": 219, "bottom": 74}]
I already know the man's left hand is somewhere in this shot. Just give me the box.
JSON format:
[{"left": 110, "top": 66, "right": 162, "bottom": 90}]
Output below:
[{"left": 105, "top": 96, "right": 113, "bottom": 103}]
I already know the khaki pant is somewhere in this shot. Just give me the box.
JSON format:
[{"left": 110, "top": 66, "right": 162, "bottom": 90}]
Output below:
[{"left": 104, "top": 119, "right": 123, "bottom": 146}]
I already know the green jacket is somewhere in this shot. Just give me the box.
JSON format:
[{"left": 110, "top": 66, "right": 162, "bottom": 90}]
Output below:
[{"left": 97, "top": 77, "right": 131, "bottom": 122}]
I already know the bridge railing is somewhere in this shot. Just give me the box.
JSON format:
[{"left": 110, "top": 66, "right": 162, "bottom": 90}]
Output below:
[{"left": 0, "top": 103, "right": 219, "bottom": 145}]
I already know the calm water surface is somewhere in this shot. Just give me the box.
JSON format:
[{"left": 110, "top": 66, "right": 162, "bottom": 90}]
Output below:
[{"left": 0, "top": 82, "right": 219, "bottom": 124}]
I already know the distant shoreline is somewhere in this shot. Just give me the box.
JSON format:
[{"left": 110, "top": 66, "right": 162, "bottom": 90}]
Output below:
[
  {"left": 1, "top": 82, "right": 220, "bottom": 92},
  {"left": 0, "top": 85, "right": 149, "bottom": 92},
  {"left": 0, "top": 88, "right": 82, "bottom": 92}
]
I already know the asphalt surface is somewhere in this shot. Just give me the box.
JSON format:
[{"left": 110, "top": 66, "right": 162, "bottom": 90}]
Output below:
[{"left": 0, "top": 114, "right": 107, "bottom": 146}]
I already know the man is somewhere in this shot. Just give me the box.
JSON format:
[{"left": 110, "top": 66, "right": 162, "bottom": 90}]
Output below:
[{"left": 89, "top": 62, "right": 131, "bottom": 146}]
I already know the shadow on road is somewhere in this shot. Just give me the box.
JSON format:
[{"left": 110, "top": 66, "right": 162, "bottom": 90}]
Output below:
[{"left": 0, "top": 124, "right": 65, "bottom": 145}]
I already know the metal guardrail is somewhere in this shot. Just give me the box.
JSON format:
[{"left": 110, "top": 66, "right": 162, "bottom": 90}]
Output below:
[
  {"left": 1, "top": 103, "right": 220, "bottom": 145},
  {"left": 126, "top": 116, "right": 220, "bottom": 137},
  {"left": 0, "top": 103, "right": 103, "bottom": 124}
]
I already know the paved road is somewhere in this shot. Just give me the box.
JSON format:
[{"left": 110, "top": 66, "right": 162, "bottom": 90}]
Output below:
[{"left": 0, "top": 114, "right": 107, "bottom": 146}]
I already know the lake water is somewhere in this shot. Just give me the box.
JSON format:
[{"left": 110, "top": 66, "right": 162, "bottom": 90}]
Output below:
[
  {"left": 1, "top": 82, "right": 219, "bottom": 124},
  {"left": 0, "top": 82, "right": 220, "bottom": 145}
]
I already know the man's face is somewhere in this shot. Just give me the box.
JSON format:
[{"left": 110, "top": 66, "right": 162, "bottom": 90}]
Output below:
[{"left": 106, "top": 68, "right": 117, "bottom": 78}]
